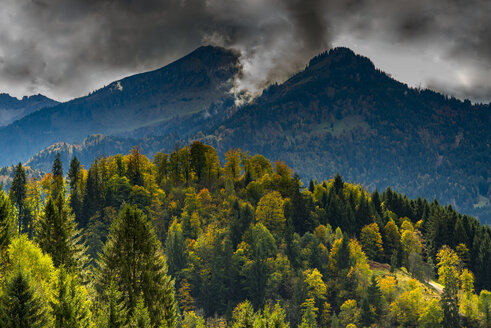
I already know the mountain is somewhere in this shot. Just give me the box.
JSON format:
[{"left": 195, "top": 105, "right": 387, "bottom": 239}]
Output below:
[
  {"left": 0, "top": 93, "right": 58, "bottom": 126},
  {"left": 206, "top": 47, "right": 491, "bottom": 223},
  {"left": 0, "top": 45, "right": 239, "bottom": 166},
  {"left": 20, "top": 47, "right": 491, "bottom": 223}
]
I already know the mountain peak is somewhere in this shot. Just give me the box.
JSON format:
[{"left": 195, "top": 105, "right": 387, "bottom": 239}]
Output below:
[{"left": 307, "top": 47, "right": 375, "bottom": 73}]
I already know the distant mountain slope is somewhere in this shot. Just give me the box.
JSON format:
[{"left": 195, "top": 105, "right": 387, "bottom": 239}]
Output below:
[
  {"left": 0, "top": 45, "right": 239, "bottom": 166},
  {"left": 206, "top": 47, "right": 491, "bottom": 223},
  {"left": 25, "top": 134, "right": 179, "bottom": 172},
  {"left": 0, "top": 93, "right": 58, "bottom": 126}
]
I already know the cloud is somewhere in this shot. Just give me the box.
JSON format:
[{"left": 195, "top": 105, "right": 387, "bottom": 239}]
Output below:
[{"left": 0, "top": 0, "right": 489, "bottom": 102}]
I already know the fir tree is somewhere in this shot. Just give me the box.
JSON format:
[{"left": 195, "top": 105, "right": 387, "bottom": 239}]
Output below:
[
  {"left": 68, "top": 157, "right": 83, "bottom": 222},
  {"left": 366, "top": 275, "right": 383, "bottom": 319},
  {"left": 333, "top": 174, "right": 343, "bottom": 195},
  {"left": 81, "top": 161, "right": 105, "bottom": 227},
  {"left": 52, "top": 153, "right": 64, "bottom": 199},
  {"left": 96, "top": 279, "right": 127, "bottom": 328},
  {"left": 35, "top": 194, "right": 88, "bottom": 274},
  {"left": 50, "top": 267, "right": 93, "bottom": 328},
  {"left": 127, "top": 147, "right": 144, "bottom": 186},
  {"left": 96, "top": 204, "right": 177, "bottom": 327},
  {"left": 128, "top": 296, "right": 152, "bottom": 328},
  {"left": 0, "top": 269, "right": 49, "bottom": 328},
  {"left": 0, "top": 190, "right": 15, "bottom": 268},
  {"left": 9, "top": 162, "right": 27, "bottom": 233}
]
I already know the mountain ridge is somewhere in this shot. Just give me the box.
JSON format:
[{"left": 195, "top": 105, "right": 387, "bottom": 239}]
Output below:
[
  {"left": 0, "top": 45, "right": 240, "bottom": 166},
  {"left": 0, "top": 93, "right": 59, "bottom": 126}
]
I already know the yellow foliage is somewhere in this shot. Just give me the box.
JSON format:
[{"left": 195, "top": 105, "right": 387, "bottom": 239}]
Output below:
[
  {"left": 304, "top": 268, "right": 327, "bottom": 302},
  {"left": 379, "top": 276, "right": 397, "bottom": 302}
]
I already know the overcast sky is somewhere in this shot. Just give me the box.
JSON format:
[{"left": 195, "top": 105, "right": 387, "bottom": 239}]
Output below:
[{"left": 0, "top": 0, "right": 489, "bottom": 103}]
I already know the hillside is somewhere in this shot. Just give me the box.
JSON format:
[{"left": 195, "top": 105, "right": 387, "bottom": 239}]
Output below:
[
  {"left": 0, "top": 45, "right": 239, "bottom": 166},
  {"left": 206, "top": 48, "right": 491, "bottom": 223},
  {"left": 24, "top": 134, "right": 178, "bottom": 172},
  {"left": 2, "top": 144, "right": 490, "bottom": 327},
  {"left": 0, "top": 93, "right": 58, "bottom": 126}
]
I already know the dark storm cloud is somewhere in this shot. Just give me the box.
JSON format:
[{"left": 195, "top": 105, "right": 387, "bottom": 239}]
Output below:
[{"left": 0, "top": 0, "right": 489, "bottom": 102}]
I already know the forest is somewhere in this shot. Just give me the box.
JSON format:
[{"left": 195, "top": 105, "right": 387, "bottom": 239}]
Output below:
[{"left": 0, "top": 141, "right": 490, "bottom": 328}]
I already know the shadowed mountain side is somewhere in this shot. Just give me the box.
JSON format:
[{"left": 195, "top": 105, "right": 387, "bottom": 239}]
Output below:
[
  {"left": 205, "top": 48, "right": 491, "bottom": 223},
  {"left": 0, "top": 93, "right": 59, "bottom": 126},
  {"left": 0, "top": 45, "right": 240, "bottom": 166}
]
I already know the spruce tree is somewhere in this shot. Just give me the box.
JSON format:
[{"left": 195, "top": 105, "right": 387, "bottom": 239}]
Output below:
[
  {"left": 128, "top": 296, "right": 152, "bottom": 328},
  {"left": 9, "top": 162, "right": 27, "bottom": 233},
  {"left": 50, "top": 267, "right": 93, "bottom": 328},
  {"left": 0, "top": 269, "right": 49, "bottom": 328},
  {"left": 127, "top": 147, "right": 144, "bottom": 186},
  {"left": 96, "top": 204, "right": 177, "bottom": 328},
  {"left": 333, "top": 174, "right": 343, "bottom": 195},
  {"left": 96, "top": 279, "right": 127, "bottom": 328},
  {"left": 81, "top": 161, "right": 105, "bottom": 227},
  {"left": 35, "top": 194, "right": 88, "bottom": 274},
  {"left": 366, "top": 275, "right": 383, "bottom": 320},
  {"left": 52, "top": 153, "right": 64, "bottom": 199},
  {"left": 0, "top": 190, "right": 15, "bottom": 267},
  {"left": 68, "top": 157, "right": 83, "bottom": 222}
]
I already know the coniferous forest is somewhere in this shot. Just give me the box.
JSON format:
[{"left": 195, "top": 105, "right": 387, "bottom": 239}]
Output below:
[{"left": 1, "top": 141, "right": 490, "bottom": 328}]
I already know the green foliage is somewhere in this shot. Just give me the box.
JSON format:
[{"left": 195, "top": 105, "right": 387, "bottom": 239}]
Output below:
[
  {"left": 1, "top": 144, "right": 490, "bottom": 328},
  {"left": 181, "top": 311, "right": 205, "bottom": 328},
  {"left": 35, "top": 194, "right": 88, "bottom": 273},
  {"left": 418, "top": 298, "right": 443, "bottom": 328},
  {"left": 50, "top": 267, "right": 93, "bottom": 328},
  {"left": 436, "top": 246, "right": 460, "bottom": 328},
  {"left": 95, "top": 279, "right": 127, "bottom": 328},
  {"left": 0, "top": 269, "right": 49, "bottom": 328},
  {"left": 255, "top": 191, "right": 286, "bottom": 235},
  {"left": 0, "top": 190, "right": 15, "bottom": 273},
  {"left": 95, "top": 204, "right": 177, "bottom": 328},
  {"left": 52, "top": 153, "right": 65, "bottom": 199},
  {"left": 360, "top": 223, "right": 383, "bottom": 260},
  {"left": 9, "top": 162, "right": 26, "bottom": 233},
  {"left": 128, "top": 296, "right": 152, "bottom": 328},
  {"left": 232, "top": 301, "right": 255, "bottom": 328}
]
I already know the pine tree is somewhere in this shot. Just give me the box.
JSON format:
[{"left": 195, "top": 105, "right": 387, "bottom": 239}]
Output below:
[
  {"left": 371, "top": 190, "right": 382, "bottom": 218},
  {"left": 178, "top": 279, "right": 195, "bottom": 313},
  {"left": 68, "top": 157, "right": 83, "bottom": 222},
  {"left": 0, "top": 190, "right": 15, "bottom": 270},
  {"left": 9, "top": 162, "right": 27, "bottom": 234},
  {"left": 231, "top": 301, "right": 254, "bottom": 328},
  {"left": 128, "top": 296, "right": 152, "bottom": 328},
  {"left": 52, "top": 153, "right": 64, "bottom": 199},
  {"left": 96, "top": 204, "right": 177, "bottom": 328},
  {"left": 81, "top": 161, "right": 105, "bottom": 227},
  {"left": 96, "top": 279, "right": 127, "bottom": 328},
  {"left": 366, "top": 275, "right": 383, "bottom": 320},
  {"left": 0, "top": 269, "right": 49, "bottom": 328},
  {"left": 127, "top": 147, "right": 144, "bottom": 186},
  {"left": 35, "top": 194, "right": 88, "bottom": 274},
  {"left": 50, "top": 267, "right": 93, "bottom": 328},
  {"left": 165, "top": 221, "right": 187, "bottom": 280},
  {"left": 333, "top": 174, "right": 343, "bottom": 195},
  {"left": 437, "top": 246, "right": 460, "bottom": 328}
]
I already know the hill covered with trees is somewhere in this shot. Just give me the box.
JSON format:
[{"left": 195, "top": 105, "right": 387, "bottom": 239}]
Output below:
[
  {"left": 207, "top": 47, "right": 491, "bottom": 224},
  {"left": 1, "top": 142, "right": 490, "bottom": 327}
]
